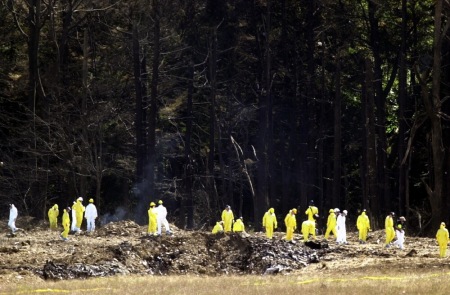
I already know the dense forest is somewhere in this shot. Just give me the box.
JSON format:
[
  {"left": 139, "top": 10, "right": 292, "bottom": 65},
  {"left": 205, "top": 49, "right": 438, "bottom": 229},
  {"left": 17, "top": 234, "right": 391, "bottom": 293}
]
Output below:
[{"left": 1, "top": 0, "right": 450, "bottom": 235}]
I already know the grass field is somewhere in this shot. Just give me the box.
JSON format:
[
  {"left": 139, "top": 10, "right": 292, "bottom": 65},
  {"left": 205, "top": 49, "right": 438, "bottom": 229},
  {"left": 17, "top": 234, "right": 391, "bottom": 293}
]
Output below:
[{"left": 1, "top": 269, "right": 450, "bottom": 295}]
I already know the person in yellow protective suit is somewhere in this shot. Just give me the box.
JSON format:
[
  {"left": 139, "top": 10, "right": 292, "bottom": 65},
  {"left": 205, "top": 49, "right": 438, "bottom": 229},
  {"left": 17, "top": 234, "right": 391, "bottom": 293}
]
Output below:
[
  {"left": 48, "top": 204, "right": 59, "bottom": 230},
  {"left": 305, "top": 200, "right": 319, "bottom": 221},
  {"left": 284, "top": 209, "right": 297, "bottom": 242},
  {"left": 436, "top": 222, "right": 449, "bottom": 258},
  {"left": 233, "top": 217, "right": 245, "bottom": 233},
  {"left": 262, "top": 208, "right": 278, "bottom": 239},
  {"left": 212, "top": 221, "right": 224, "bottom": 234},
  {"left": 301, "top": 220, "right": 315, "bottom": 242},
  {"left": 221, "top": 205, "right": 234, "bottom": 233},
  {"left": 74, "top": 197, "right": 85, "bottom": 231},
  {"left": 60, "top": 207, "right": 71, "bottom": 241},
  {"left": 357, "top": 209, "right": 371, "bottom": 244},
  {"left": 385, "top": 212, "right": 395, "bottom": 248},
  {"left": 147, "top": 202, "right": 158, "bottom": 235},
  {"left": 303, "top": 200, "right": 319, "bottom": 241},
  {"left": 324, "top": 209, "right": 337, "bottom": 241}
]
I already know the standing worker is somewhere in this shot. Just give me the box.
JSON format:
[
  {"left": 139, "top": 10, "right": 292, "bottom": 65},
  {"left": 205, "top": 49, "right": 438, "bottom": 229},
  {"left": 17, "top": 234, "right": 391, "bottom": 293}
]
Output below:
[
  {"left": 303, "top": 200, "right": 319, "bottom": 241},
  {"left": 60, "top": 207, "right": 71, "bottom": 241},
  {"left": 393, "top": 224, "right": 405, "bottom": 250},
  {"left": 155, "top": 200, "right": 171, "bottom": 235},
  {"left": 324, "top": 209, "right": 337, "bottom": 241},
  {"left": 305, "top": 200, "right": 319, "bottom": 221},
  {"left": 284, "top": 209, "right": 297, "bottom": 243},
  {"left": 356, "top": 209, "right": 371, "bottom": 244},
  {"left": 336, "top": 209, "right": 348, "bottom": 244},
  {"left": 385, "top": 212, "right": 395, "bottom": 248},
  {"left": 85, "top": 198, "right": 98, "bottom": 233},
  {"left": 221, "top": 205, "right": 234, "bottom": 233},
  {"left": 436, "top": 222, "right": 449, "bottom": 258},
  {"left": 8, "top": 204, "right": 18, "bottom": 234},
  {"left": 147, "top": 202, "right": 158, "bottom": 236},
  {"left": 262, "top": 208, "right": 278, "bottom": 239},
  {"left": 74, "top": 197, "right": 85, "bottom": 232},
  {"left": 71, "top": 201, "right": 77, "bottom": 232},
  {"left": 48, "top": 204, "right": 59, "bottom": 230}
]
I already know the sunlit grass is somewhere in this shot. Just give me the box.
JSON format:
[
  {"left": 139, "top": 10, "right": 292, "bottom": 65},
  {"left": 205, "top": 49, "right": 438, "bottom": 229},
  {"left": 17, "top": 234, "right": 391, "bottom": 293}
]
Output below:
[{"left": 2, "top": 269, "right": 450, "bottom": 295}]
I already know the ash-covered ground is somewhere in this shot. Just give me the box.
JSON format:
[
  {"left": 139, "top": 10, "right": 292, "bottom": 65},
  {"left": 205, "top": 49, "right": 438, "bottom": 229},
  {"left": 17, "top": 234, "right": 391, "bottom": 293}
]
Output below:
[{"left": 1, "top": 216, "right": 449, "bottom": 283}]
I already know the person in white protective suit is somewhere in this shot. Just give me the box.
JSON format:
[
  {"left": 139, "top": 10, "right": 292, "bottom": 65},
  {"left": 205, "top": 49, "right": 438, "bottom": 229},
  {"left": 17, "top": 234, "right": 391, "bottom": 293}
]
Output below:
[
  {"left": 336, "top": 209, "right": 348, "bottom": 244},
  {"left": 155, "top": 200, "right": 171, "bottom": 235},
  {"left": 8, "top": 204, "right": 18, "bottom": 233},
  {"left": 71, "top": 201, "right": 77, "bottom": 232},
  {"left": 393, "top": 224, "right": 405, "bottom": 250},
  {"left": 84, "top": 198, "right": 98, "bottom": 233}
]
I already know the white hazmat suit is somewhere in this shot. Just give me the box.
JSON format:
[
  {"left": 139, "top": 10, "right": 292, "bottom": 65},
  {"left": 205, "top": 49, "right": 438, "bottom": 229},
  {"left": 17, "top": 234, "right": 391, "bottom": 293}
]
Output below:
[
  {"left": 71, "top": 202, "right": 77, "bottom": 232},
  {"left": 336, "top": 210, "right": 348, "bottom": 244},
  {"left": 8, "top": 204, "right": 18, "bottom": 233},
  {"left": 393, "top": 227, "right": 405, "bottom": 250},
  {"left": 155, "top": 201, "right": 171, "bottom": 235},
  {"left": 85, "top": 201, "right": 98, "bottom": 232}
]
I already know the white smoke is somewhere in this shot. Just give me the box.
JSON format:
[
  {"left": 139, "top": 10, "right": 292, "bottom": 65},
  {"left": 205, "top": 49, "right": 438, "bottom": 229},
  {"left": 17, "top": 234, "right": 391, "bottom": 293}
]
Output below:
[{"left": 100, "top": 206, "right": 127, "bottom": 226}]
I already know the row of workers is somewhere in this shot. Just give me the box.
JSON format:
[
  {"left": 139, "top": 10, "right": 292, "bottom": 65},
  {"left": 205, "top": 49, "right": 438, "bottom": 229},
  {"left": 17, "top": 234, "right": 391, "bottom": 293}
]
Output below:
[
  {"left": 212, "top": 205, "right": 245, "bottom": 234},
  {"left": 7, "top": 201, "right": 450, "bottom": 257},
  {"left": 209, "top": 203, "right": 450, "bottom": 258},
  {"left": 54, "top": 198, "right": 98, "bottom": 241}
]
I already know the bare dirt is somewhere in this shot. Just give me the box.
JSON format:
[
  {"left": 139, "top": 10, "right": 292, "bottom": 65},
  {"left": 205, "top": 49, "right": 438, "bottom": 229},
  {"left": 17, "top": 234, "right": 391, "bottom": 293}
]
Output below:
[{"left": 1, "top": 217, "right": 450, "bottom": 284}]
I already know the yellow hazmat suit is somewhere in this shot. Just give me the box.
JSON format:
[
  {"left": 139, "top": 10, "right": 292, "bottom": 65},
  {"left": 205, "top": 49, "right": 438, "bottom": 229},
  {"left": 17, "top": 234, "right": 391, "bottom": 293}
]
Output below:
[
  {"left": 301, "top": 220, "right": 315, "bottom": 241},
  {"left": 385, "top": 213, "right": 395, "bottom": 247},
  {"left": 221, "top": 206, "right": 234, "bottom": 233},
  {"left": 233, "top": 218, "right": 245, "bottom": 232},
  {"left": 357, "top": 211, "right": 371, "bottom": 242},
  {"left": 305, "top": 205, "right": 319, "bottom": 221},
  {"left": 262, "top": 208, "right": 278, "bottom": 239},
  {"left": 48, "top": 204, "right": 59, "bottom": 230},
  {"left": 212, "top": 222, "right": 224, "bottom": 234},
  {"left": 285, "top": 209, "right": 297, "bottom": 242},
  {"left": 147, "top": 202, "right": 158, "bottom": 235},
  {"left": 61, "top": 209, "right": 70, "bottom": 239},
  {"left": 74, "top": 199, "right": 85, "bottom": 229},
  {"left": 436, "top": 222, "right": 449, "bottom": 258},
  {"left": 303, "top": 203, "right": 318, "bottom": 241},
  {"left": 324, "top": 209, "right": 337, "bottom": 240}
]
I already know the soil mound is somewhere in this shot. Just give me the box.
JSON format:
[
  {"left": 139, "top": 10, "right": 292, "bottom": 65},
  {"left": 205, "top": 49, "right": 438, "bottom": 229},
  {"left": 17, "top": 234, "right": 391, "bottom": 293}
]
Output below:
[{"left": 0, "top": 218, "right": 446, "bottom": 282}]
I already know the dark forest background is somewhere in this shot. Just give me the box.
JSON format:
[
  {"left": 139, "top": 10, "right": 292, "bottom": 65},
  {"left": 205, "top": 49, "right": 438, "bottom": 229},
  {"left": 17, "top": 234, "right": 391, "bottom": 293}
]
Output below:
[{"left": 1, "top": 0, "right": 450, "bottom": 235}]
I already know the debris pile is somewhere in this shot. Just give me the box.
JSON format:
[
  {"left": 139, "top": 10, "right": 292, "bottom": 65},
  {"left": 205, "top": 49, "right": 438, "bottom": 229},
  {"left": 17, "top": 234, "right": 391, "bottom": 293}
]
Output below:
[
  {"left": 96, "top": 220, "right": 141, "bottom": 236},
  {"left": 42, "top": 260, "right": 130, "bottom": 280},
  {"left": 0, "top": 218, "right": 443, "bottom": 282}
]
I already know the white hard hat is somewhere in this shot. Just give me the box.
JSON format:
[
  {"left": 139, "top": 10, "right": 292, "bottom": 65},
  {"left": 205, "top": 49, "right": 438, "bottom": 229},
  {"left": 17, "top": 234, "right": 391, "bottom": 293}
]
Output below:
[
  {"left": 77, "top": 197, "right": 83, "bottom": 201},
  {"left": 343, "top": 210, "right": 348, "bottom": 215},
  {"left": 334, "top": 208, "right": 340, "bottom": 213}
]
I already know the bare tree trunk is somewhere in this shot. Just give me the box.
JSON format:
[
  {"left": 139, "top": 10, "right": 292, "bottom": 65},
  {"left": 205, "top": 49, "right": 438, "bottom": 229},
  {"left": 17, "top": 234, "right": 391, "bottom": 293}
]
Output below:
[
  {"left": 332, "top": 55, "right": 342, "bottom": 209},
  {"left": 28, "top": 0, "right": 41, "bottom": 111},
  {"left": 147, "top": 0, "right": 160, "bottom": 204},
  {"left": 368, "top": 0, "right": 389, "bottom": 213},
  {"left": 364, "top": 57, "right": 379, "bottom": 224},
  {"left": 256, "top": 0, "right": 272, "bottom": 230},
  {"left": 416, "top": 0, "right": 447, "bottom": 232},
  {"left": 183, "top": 62, "right": 195, "bottom": 229},
  {"left": 397, "top": 0, "right": 408, "bottom": 216},
  {"left": 207, "top": 27, "right": 219, "bottom": 210},
  {"left": 80, "top": 27, "right": 89, "bottom": 200},
  {"left": 133, "top": 21, "right": 145, "bottom": 183}
]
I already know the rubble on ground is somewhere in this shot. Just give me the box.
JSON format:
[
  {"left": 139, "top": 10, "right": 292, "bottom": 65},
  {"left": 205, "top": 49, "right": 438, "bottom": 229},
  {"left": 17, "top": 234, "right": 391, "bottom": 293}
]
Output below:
[{"left": 0, "top": 217, "right": 446, "bottom": 281}]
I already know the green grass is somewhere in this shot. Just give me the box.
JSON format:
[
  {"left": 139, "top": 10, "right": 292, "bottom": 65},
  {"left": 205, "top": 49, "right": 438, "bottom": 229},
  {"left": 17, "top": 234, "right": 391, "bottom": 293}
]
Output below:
[{"left": 2, "top": 270, "right": 450, "bottom": 295}]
